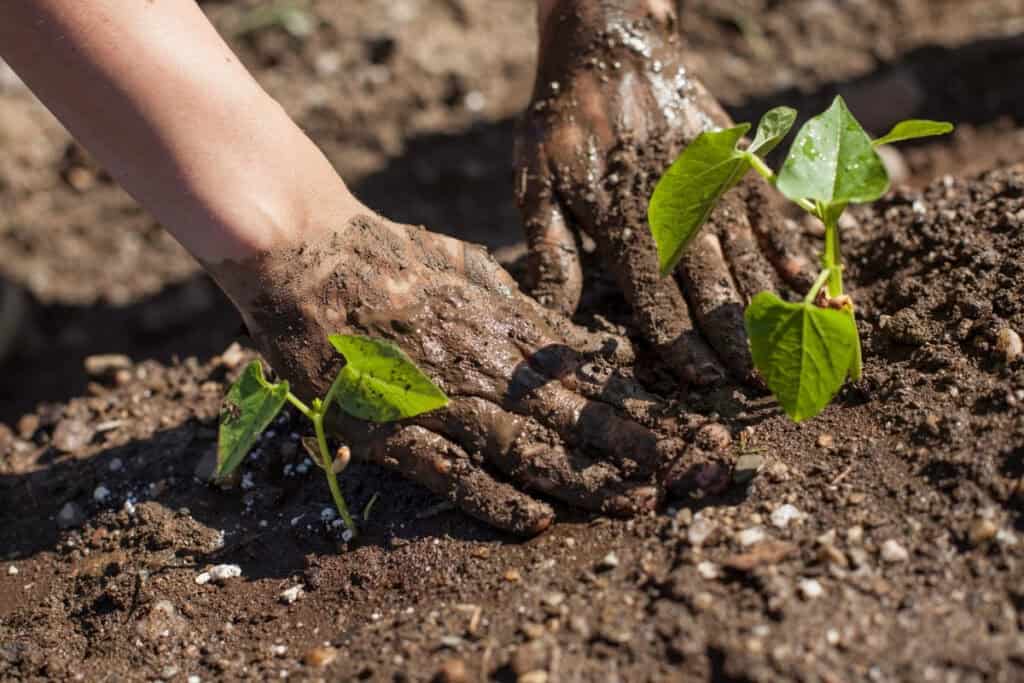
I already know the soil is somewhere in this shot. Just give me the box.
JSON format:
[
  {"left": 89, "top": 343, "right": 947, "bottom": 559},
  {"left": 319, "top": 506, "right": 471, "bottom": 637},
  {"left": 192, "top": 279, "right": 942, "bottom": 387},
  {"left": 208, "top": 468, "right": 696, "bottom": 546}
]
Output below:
[{"left": 3, "top": 1, "right": 1024, "bottom": 681}]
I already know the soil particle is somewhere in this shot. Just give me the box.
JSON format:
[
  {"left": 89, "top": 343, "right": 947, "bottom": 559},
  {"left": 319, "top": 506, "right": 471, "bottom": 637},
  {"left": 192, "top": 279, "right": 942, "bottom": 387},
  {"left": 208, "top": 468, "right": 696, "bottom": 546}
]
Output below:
[
  {"left": 880, "top": 539, "right": 910, "bottom": 564},
  {"left": 51, "top": 417, "right": 95, "bottom": 453}
]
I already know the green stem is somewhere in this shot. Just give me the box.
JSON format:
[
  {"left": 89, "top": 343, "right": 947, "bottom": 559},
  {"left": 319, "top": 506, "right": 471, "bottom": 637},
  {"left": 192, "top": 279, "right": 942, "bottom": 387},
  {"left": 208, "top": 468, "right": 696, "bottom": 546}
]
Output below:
[
  {"left": 803, "top": 268, "right": 832, "bottom": 306},
  {"left": 285, "top": 393, "right": 312, "bottom": 419},
  {"left": 747, "top": 154, "right": 816, "bottom": 214},
  {"left": 822, "top": 213, "right": 843, "bottom": 297},
  {"left": 311, "top": 411, "right": 356, "bottom": 538}
]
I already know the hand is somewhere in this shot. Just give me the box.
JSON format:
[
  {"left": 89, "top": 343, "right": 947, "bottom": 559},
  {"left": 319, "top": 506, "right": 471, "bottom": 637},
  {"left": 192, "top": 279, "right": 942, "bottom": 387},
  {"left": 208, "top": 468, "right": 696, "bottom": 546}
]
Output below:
[
  {"left": 515, "top": 1, "right": 815, "bottom": 384},
  {"left": 212, "top": 215, "right": 686, "bottom": 536}
]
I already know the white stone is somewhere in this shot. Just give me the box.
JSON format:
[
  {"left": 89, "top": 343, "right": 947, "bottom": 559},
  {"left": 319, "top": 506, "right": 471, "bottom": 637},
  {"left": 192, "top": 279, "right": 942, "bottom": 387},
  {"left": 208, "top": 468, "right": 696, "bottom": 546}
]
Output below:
[
  {"left": 687, "top": 516, "right": 716, "bottom": 547},
  {"left": 7, "top": 565, "right": 18, "bottom": 576},
  {"left": 770, "top": 504, "right": 802, "bottom": 529},
  {"left": 737, "top": 526, "right": 767, "bottom": 547},
  {"left": 798, "top": 578, "right": 824, "bottom": 599},
  {"left": 880, "top": 539, "right": 909, "bottom": 563},
  {"left": 208, "top": 564, "right": 242, "bottom": 581},
  {"left": 280, "top": 585, "right": 303, "bottom": 605},
  {"left": 93, "top": 484, "right": 111, "bottom": 503},
  {"left": 696, "top": 561, "right": 719, "bottom": 580}
]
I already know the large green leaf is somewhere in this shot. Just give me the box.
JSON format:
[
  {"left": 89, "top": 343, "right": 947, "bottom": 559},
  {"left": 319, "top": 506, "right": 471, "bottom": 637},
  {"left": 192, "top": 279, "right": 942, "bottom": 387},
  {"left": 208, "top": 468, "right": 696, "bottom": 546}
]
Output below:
[
  {"left": 327, "top": 334, "right": 449, "bottom": 422},
  {"left": 648, "top": 124, "right": 752, "bottom": 276},
  {"left": 873, "top": 119, "right": 953, "bottom": 147},
  {"left": 217, "top": 360, "right": 289, "bottom": 477},
  {"left": 745, "top": 292, "right": 860, "bottom": 422},
  {"left": 777, "top": 96, "right": 889, "bottom": 205},
  {"left": 749, "top": 106, "right": 798, "bottom": 157}
]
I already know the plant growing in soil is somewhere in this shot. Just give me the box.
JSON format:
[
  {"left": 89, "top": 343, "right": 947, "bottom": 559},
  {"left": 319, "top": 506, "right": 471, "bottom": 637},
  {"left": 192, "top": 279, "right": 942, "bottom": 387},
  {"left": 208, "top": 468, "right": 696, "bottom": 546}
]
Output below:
[
  {"left": 649, "top": 96, "right": 953, "bottom": 420},
  {"left": 215, "top": 334, "right": 448, "bottom": 537}
]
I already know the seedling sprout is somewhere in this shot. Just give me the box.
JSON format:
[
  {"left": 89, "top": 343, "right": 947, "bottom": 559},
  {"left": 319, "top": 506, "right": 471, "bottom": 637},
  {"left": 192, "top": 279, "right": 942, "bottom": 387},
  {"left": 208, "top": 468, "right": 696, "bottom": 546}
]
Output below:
[
  {"left": 649, "top": 96, "right": 953, "bottom": 421},
  {"left": 215, "top": 334, "right": 448, "bottom": 538}
]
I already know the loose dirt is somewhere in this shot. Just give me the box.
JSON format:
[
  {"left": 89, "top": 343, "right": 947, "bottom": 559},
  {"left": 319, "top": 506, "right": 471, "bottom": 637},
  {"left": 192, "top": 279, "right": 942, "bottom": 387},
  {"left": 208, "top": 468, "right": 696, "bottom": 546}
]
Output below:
[{"left": 3, "top": 1, "right": 1024, "bottom": 681}]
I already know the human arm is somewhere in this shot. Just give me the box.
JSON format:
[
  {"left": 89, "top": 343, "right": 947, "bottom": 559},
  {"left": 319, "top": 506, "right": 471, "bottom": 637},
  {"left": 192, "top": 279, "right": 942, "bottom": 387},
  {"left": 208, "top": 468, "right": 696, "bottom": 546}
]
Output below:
[
  {"left": 0, "top": 0, "right": 361, "bottom": 266},
  {"left": 0, "top": 0, "right": 685, "bottom": 535}
]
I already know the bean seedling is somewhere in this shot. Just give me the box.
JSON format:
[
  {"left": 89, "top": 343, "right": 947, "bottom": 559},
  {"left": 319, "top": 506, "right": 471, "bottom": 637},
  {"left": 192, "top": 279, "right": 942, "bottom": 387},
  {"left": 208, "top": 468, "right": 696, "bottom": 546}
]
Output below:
[
  {"left": 215, "top": 334, "right": 449, "bottom": 538},
  {"left": 649, "top": 96, "right": 953, "bottom": 420}
]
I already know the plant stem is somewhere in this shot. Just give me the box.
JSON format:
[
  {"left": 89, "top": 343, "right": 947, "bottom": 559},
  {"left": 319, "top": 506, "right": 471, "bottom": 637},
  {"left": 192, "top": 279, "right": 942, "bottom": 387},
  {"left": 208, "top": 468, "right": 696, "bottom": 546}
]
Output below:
[
  {"left": 821, "top": 213, "right": 843, "bottom": 297},
  {"left": 803, "top": 268, "right": 832, "bottom": 305},
  {"left": 312, "top": 410, "right": 356, "bottom": 536},
  {"left": 285, "top": 392, "right": 312, "bottom": 419},
  {"left": 747, "top": 154, "right": 817, "bottom": 214}
]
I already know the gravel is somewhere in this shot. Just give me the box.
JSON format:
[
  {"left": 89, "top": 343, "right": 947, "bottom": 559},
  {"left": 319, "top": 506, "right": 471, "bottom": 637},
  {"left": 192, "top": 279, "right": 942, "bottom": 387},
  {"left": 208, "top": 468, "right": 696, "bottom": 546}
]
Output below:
[
  {"left": 880, "top": 540, "right": 909, "bottom": 563},
  {"left": 770, "top": 504, "right": 803, "bottom": 529}
]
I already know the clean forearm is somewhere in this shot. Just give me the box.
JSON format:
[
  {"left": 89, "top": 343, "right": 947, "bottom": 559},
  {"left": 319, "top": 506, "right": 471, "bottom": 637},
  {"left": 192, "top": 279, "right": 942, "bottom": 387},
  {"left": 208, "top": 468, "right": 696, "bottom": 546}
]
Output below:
[{"left": 0, "top": 1, "right": 361, "bottom": 264}]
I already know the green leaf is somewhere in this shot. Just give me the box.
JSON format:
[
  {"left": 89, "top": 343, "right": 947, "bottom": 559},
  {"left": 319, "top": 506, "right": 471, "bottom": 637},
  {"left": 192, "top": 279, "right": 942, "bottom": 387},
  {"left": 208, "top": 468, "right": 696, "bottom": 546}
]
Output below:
[
  {"left": 327, "top": 334, "right": 449, "bottom": 422},
  {"left": 748, "top": 106, "right": 797, "bottom": 157},
  {"left": 777, "top": 96, "right": 889, "bottom": 205},
  {"left": 648, "top": 124, "right": 752, "bottom": 276},
  {"left": 217, "top": 361, "right": 289, "bottom": 477},
  {"left": 873, "top": 119, "right": 954, "bottom": 147},
  {"left": 745, "top": 293, "right": 860, "bottom": 422}
]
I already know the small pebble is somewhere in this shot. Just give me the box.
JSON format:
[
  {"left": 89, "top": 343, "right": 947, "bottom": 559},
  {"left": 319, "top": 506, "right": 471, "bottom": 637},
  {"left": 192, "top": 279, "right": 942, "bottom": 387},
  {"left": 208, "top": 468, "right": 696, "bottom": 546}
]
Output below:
[
  {"left": 817, "top": 434, "right": 835, "bottom": 449},
  {"left": 7, "top": 565, "right": 18, "bottom": 576},
  {"left": 93, "top": 485, "right": 111, "bottom": 503},
  {"left": 770, "top": 504, "right": 802, "bottom": 529},
  {"left": 696, "top": 561, "right": 719, "bottom": 580},
  {"left": 799, "top": 578, "right": 825, "bottom": 600},
  {"left": 84, "top": 353, "right": 132, "bottom": 378},
  {"left": 733, "top": 454, "right": 764, "bottom": 484},
  {"left": 968, "top": 518, "right": 998, "bottom": 547},
  {"left": 196, "top": 564, "right": 242, "bottom": 585},
  {"left": 56, "top": 501, "right": 85, "bottom": 529},
  {"left": 737, "top": 526, "right": 766, "bottom": 547},
  {"left": 270, "top": 644, "right": 288, "bottom": 657},
  {"left": 53, "top": 418, "right": 95, "bottom": 453},
  {"left": 504, "top": 568, "right": 522, "bottom": 582},
  {"left": 692, "top": 592, "right": 714, "bottom": 610},
  {"left": 880, "top": 539, "right": 909, "bottom": 563},
  {"left": 303, "top": 646, "right": 337, "bottom": 668},
  {"left": 996, "top": 328, "right": 1023, "bottom": 363},
  {"left": 597, "top": 552, "right": 619, "bottom": 571},
  {"left": 219, "top": 342, "right": 246, "bottom": 369},
  {"left": 687, "top": 517, "right": 717, "bottom": 547},
  {"left": 280, "top": 585, "right": 304, "bottom": 605},
  {"left": 108, "top": 458, "right": 123, "bottom": 472}
]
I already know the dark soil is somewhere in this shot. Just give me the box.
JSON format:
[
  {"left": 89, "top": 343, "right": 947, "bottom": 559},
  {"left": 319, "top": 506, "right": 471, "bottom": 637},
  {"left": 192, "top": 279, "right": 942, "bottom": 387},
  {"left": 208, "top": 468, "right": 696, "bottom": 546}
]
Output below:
[{"left": 3, "top": 1, "right": 1024, "bottom": 681}]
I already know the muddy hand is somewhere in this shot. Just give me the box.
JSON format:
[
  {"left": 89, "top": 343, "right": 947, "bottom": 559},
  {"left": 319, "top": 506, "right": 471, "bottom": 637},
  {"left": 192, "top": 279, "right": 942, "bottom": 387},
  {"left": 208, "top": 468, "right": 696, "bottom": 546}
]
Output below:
[
  {"left": 515, "top": 0, "right": 815, "bottom": 384},
  {"left": 211, "top": 216, "right": 685, "bottom": 536}
]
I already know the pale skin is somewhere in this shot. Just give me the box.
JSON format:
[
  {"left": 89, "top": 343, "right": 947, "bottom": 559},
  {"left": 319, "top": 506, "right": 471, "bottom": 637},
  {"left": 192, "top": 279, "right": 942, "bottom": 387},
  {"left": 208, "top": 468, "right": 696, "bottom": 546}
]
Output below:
[{"left": 1, "top": 0, "right": 805, "bottom": 534}]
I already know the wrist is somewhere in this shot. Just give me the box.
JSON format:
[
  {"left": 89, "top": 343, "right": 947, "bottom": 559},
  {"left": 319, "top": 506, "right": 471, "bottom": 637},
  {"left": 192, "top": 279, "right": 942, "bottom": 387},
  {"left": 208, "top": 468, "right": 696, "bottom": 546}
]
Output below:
[{"left": 533, "top": 0, "right": 677, "bottom": 88}]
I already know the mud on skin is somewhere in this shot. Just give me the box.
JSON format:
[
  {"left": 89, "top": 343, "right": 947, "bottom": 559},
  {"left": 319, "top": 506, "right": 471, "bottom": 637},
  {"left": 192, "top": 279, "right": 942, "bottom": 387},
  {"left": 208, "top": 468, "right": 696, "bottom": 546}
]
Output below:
[
  {"left": 207, "top": 214, "right": 700, "bottom": 536},
  {"left": 515, "top": 0, "right": 817, "bottom": 384}
]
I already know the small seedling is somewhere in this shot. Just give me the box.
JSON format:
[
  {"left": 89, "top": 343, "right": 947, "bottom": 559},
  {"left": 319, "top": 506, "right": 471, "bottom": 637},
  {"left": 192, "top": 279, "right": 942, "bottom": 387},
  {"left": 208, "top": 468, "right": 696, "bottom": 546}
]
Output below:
[
  {"left": 215, "top": 334, "right": 449, "bottom": 538},
  {"left": 649, "top": 96, "right": 953, "bottom": 421}
]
